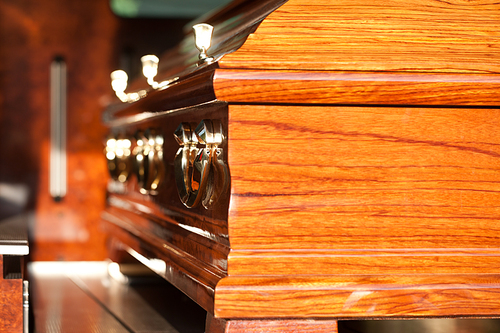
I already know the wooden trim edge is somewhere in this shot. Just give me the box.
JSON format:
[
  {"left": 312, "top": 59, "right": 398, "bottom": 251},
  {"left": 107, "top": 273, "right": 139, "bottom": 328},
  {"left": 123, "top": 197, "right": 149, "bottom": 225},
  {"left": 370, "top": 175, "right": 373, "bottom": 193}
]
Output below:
[{"left": 214, "top": 274, "right": 500, "bottom": 319}]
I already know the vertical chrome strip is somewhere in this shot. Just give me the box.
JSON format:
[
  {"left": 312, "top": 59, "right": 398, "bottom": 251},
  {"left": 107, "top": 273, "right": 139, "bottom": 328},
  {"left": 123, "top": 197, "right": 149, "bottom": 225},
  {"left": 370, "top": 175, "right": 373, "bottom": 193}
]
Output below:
[
  {"left": 23, "top": 280, "right": 29, "bottom": 333},
  {"left": 50, "top": 57, "right": 67, "bottom": 201}
]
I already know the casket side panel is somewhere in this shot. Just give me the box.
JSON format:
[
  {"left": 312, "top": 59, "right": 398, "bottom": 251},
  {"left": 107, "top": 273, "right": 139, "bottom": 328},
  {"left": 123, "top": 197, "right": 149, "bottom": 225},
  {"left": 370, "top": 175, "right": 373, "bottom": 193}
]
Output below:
[{"left": 226, "top": 104, "right": 500, "bottom": 276}]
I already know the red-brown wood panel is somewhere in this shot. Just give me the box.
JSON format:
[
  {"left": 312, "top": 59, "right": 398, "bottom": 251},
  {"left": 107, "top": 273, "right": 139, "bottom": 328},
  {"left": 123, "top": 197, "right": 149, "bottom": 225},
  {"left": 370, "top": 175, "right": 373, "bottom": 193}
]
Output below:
[
  {"left": 0, "top": 256, "right": 23, "bottom": 333},
  {"left": 227, "top": 104, "right": 500, "bottom": 274},
  {"left": 206, "top": 313, "right": 339, "bottom": 333},
  {"left": 214, "top": 70, "right": 500, "bottom": 106},
  {"left": 215, "top": 275, "right": 500, "bottom": 319}
]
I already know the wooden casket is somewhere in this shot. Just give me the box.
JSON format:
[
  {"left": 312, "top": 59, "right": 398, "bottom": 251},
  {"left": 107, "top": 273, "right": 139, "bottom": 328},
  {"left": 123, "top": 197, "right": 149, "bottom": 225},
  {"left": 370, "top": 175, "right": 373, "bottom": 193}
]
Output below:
[{"left": 102, "top": 0, "right": 500, "bottom": 331}]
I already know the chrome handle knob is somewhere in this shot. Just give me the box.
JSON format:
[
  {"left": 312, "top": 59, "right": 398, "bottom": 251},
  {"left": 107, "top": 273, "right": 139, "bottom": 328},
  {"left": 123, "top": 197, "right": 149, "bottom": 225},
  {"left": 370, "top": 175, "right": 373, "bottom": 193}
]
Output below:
[
  {"left": 193, "top": 23, "right": 214, "bottom": 62},
  {"left": 134, "top": 129, "right": 165, "bottom": 195},
  {"left": 110, "top": 70, "right": 129, "bottom": 102},
  {"left": 110, "top": 69, "right": 147, "bottom": 102},
  {"left": 105, "top": 135, "right": 132, "bottom": 183},
  {"left": 174, "top": 122, "right": 201, "bottom": 206},
  {"left": 141, "top": 55, "right": 159, "bottom": 88}
]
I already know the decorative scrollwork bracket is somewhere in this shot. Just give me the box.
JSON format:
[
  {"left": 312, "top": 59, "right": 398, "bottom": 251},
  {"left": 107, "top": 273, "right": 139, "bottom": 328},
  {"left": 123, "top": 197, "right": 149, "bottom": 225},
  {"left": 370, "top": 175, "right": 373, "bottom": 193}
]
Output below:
[{"left": 174, "top": 119, "right": 229, "bottom": 209}]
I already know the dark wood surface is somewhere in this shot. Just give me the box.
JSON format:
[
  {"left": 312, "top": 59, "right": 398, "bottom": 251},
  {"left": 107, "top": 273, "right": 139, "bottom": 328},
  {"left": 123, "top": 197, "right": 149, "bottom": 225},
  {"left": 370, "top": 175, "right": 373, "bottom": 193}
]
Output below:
[
  {"left": 103, "top": 101, "right": 230, "bottom": 312},
  {"left": 106, "top": 67, "right": 218, "bottom": 122},
  {"left": 103, "top": 217, "right": 223, "bottom": 313},
  {"left": 146, "top": 0, "right": 287, "bottom": 87}
]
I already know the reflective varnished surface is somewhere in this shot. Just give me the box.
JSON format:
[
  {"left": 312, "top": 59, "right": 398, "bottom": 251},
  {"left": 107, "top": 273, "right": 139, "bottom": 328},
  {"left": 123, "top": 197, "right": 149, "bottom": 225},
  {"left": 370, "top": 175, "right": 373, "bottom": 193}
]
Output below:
[
  {"left": 227, "top": 105, "right": 500, "bottom": 252},
  {"left": 220, "top": 0, "right": 500, "bottom": 73},
  {"left": 30, "top": 261, "right": 206, "bottom": 333},
  {"left": 101, "top": 0, "right": 500, "bottom": 329},
  {"left": 215, "top": 275, "right": 500, "bottom": 318},
  {"left": 103, "top": 102, "right": 230, "bottom": 312},
  {"left": 214, "top": 70, "right": 500, "bottom": 106}
]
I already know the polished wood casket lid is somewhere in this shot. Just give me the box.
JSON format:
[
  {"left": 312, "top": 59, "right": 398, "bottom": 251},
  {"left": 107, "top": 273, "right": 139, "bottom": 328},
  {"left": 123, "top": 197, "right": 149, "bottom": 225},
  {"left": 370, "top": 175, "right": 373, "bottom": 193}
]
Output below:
[
  {"left": 104, "top": 0, "right": 500, "bottom": 123},
  {"left": 221, "top": 0, "right": 500, "bottom": 74},
  {"left": 102, "top": 0, "right": 500, "bottom": 321}
]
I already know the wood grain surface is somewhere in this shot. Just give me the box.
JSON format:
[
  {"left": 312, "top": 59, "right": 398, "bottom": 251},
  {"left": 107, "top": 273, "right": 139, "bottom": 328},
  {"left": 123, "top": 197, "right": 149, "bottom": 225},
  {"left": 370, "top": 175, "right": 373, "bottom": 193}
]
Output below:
[
  {"left": 227, "top": 104, "right": 500, "bottom": 273},
  {"left": 101, "top": 0, "right": 500, "bottom": 324},
  {"left": 0, "top": 256, "right": 23, "bottom": 333},
  {"left": 206, "top": 313, "right": 338, "bottom": 333},
  {"left": 214, "top": 70, "right": 500, "bottom": 106},
  {"left": 228, "top": 249, "right": 500, "bottom": 276},
  {"left": 215, "top": 275, "right": 500, "bottom": 319},
  {"left": 220, "top": 0, "right": 500, "bottom": 73}
]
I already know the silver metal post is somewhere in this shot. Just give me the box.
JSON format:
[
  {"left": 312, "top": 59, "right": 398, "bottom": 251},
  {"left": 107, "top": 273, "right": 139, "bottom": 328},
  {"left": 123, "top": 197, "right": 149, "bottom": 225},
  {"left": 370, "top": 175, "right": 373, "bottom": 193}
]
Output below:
[
  {"left": 49, "top": 57, "right": 67, "bottom": 201},
  {"left": 23, "top": 280, "right": 29, "bottom": 333}
]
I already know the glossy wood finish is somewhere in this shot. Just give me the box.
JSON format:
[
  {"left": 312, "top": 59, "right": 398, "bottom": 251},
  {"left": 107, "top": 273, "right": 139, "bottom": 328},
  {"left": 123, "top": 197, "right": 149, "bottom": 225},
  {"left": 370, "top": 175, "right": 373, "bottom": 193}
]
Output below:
[
  {"left": 220, "top": 0, "right": 500, "bottom": 73},
  {"left": 228, "top": 249, "right": 500, "bottom": 276},
  {"left": 30, "top": 262, "right": 186, "bottom": 333},
  {"left": 102, "top": 0, "right": 500, "bottom": 328},
  {"left": 215, "top": 70, "right": 500, "bottom": 106},
  {"left": 104, "top": 102, "right": 230, "bottom": 312},
  {"left": 149, "top": 0, "right": 286, "bottom": 86},
  {"left": 105, "top": 101, "right": 500, "bottom": 320},
  {"left": 69, "top": 262, "right": 206, "bottom": 333},
  {"left": 30, "top": 261, "right": 207, "bottom": 333},
  {"left": 215, "top": 275, "right": 500, "bottom": 319},
  {"left": 32, "top": 273, "right": 129, "bottom": 333},
  {"left": 227, "top": 105, "right": 500, "bottom": 252},
  {"left": 106, "top": 67, "right": 218, "bottom": 122},
  {"left": 0, "top": 256, "right": 23, "bottom": 333},
  {"left": 212, "top": 104, "right": 500, "bottom": 319},
  {"left": 103, "top": 215, "right": 222, "bottom": 313},
  {"left": 206, "top": 314, "right": 338, "bottom": 333}
]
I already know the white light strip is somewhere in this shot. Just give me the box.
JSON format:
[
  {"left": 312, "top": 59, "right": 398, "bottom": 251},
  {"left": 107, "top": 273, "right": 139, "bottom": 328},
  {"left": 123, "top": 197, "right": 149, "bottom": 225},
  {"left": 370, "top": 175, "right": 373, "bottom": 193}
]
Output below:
[
  {"left": 29, "top": 261, "right": 109, "bottom": 277},
  {"left": 127, "top": 248, "right": 166, "bottom": 275},
  {"left": 0, "top": 245, "right": 29, "bottom": 255},
  {"left": 49, "top": 57, "right": 67, "bottom": 201}
]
